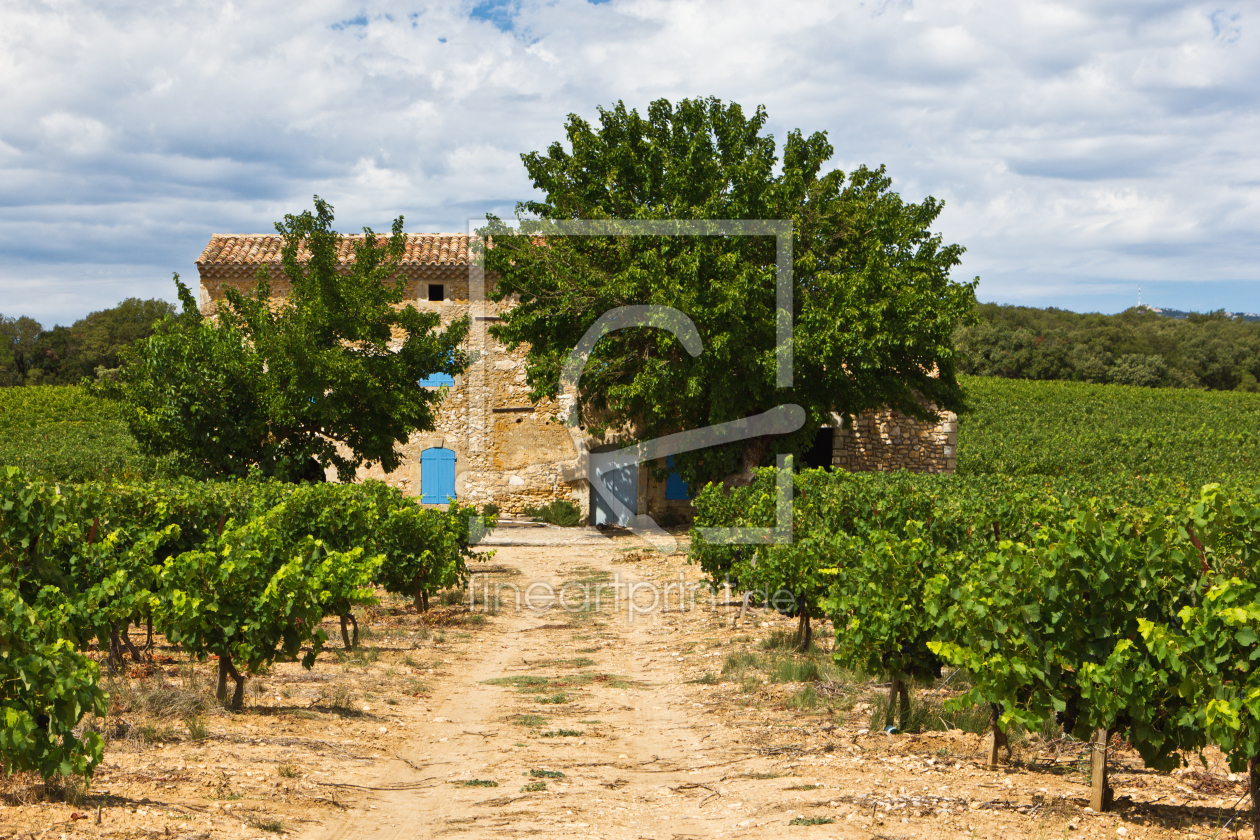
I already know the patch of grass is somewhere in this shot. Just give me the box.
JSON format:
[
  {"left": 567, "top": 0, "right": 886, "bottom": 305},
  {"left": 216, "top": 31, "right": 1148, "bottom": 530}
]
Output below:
[
  {"left": 772, "top": 659, "right": 822, "bottom": 683},
  {"left": 578, "top": 719, "right": 601, "bottom": 724},
  {"left": 53, "top": 774, "right": 89, "bottom": 806},
  {"left": 521, "top": 781, "right": 547, "bottom": 792},
  {"left": 739, "top": 675, "right": 762, "bottom": 694},
  {"left": 245, "top": 814, "right": 287, "bottom": 833},
  {"left": 509, "top": 714, "right": 548, "bottom": 728},
  {"left": 185, "top": 714, "right": 209, "bottom": 740},
  {"left": 313, "top": 684, "right": 358, "bottom": 713},
  {"left": 867, "top": 691, "right": 991, "bottom": 735},
  {"left": 576, "top": 648, "right": 599, "bottom": 654},
  {"left": 537, "top": 693, "right": 569, "bottom": 704},
  {"left": 529, "top": 769, "right": 565, "bottom": 778},
  {"left": 534, "top": 657, "right": 595, "bottom": 668},
  {"left": 787, "top": 783, "right": 825, "bottom": 791},
  {"left": 722, "top": 650, "right": 761, "bottom": 676},
  {"left": 451, "top": 779, "right": 498, "bottom": 787},
  {"left": 134, "top": 723, "right": 180, "bottom": 745},
  {"left": 788, "top": 816, "right": 834, "bottom": 826},
  {"left": 523, "top": 499, "right": 582, "bottom": 527},
  {"left": 334, "top": 647, "right": 380, "bottom": 668},
  {"left": 786, "top": 684, "right": 821, "bottom": 711},
  {"left": 541, "top": 729, "right": 584, "bottom": 738},
  {"left": 690, "top": 672, "right": 719, "bottom": 685},
  {"left": 105, "top": 676, "right": 216, "bottom": 720},
  {"left": 484, "top": 676, "right": 552, "bottom": 690},
  {"left": 277, "top": 764, "right": 301, "bottom": 779},
  {"left": 760, "top": 629, "right": 797, "bottom": 651}
]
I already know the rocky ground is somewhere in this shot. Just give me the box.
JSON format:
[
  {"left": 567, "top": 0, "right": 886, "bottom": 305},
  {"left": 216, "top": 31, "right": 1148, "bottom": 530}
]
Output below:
[{"left": 1, "top": 523, "right": 1254, "bottom": 840}]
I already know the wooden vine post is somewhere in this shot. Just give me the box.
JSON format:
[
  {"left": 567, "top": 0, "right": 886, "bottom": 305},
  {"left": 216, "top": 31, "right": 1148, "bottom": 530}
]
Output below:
[
  {"left": 1090, "top": 727, "right": 1112, "bottom": 812},
  {"left": 886, "top": 676, "right": 910, "bottom": 731},
  {"left": 987, "top": 703, "right": 1008, "bottom": 768}
]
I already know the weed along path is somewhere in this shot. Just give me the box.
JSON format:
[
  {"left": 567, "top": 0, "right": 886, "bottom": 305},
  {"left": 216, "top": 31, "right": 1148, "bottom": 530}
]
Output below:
[{"left": 4, "top": 526, "right": 1248, "bottom": 840}]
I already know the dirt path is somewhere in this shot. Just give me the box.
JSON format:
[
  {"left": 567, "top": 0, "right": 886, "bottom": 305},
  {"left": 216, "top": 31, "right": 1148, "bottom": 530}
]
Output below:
[
  {"left": 308, "top": 529, "right": 749, "bottom": 839},
  {"left": 293, "top": 528, "right": 1253, "bottom": 840}
]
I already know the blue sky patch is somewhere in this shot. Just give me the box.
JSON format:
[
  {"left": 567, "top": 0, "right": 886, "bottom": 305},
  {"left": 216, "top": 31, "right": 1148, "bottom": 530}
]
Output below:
[
  {"left": 470, "top": 0, "right": 519, "bottom": 32},
  {"left": 331, "top": 13, "right": 368, "bottom": 30}
]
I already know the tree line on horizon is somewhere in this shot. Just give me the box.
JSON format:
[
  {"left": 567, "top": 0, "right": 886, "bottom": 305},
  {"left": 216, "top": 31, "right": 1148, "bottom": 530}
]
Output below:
[
  {"left": 7, "top": 298, "right": 1260, "bottom": 395},
  {"left": 956, "top": 303, "right": 1260, "bottom": 392},
  {"left": 0, "top": 298, "right": 175, "bottom": 387}
]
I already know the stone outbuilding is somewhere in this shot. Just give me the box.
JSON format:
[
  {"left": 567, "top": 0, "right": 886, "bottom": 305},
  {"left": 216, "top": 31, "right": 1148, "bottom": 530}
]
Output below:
[{"left": 195, "top": 233, "right": 955, "bottom": 523}]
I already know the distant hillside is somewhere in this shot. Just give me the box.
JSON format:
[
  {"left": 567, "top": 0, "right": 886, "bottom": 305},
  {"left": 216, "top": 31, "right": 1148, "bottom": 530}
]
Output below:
[
  {"left": 1140, "top": 304, "right": 1260, "bottom": 323},
  {"left": 956, "top": 303, "right": 1260, "bottom": 391}
]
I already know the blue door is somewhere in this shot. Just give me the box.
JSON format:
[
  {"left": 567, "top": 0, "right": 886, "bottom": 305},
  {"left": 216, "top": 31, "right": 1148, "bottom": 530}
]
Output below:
[
  {"left": 665, "top": 455, "right": 691, "bottom": 500},
  {"left": 421, "top": 448, "right": 457, "bottom": 504},
  {"left": 591, "top": 463, "right": 637, "bottom": 526}
]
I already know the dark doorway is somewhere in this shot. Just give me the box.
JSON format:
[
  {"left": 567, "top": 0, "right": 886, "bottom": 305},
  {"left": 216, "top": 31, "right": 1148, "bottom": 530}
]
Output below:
[{"left": 800, "top": 427, "right": 834, "bottom": 470}]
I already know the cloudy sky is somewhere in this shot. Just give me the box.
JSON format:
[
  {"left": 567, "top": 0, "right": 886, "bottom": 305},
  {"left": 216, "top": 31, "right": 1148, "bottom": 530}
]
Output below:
[{"left": 1, "top": 0, "right": 1257, "bottom": 325}]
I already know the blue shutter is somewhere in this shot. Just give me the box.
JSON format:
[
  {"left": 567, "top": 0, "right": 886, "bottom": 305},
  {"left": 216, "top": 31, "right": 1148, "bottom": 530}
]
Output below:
[
  {"left": 665, "top": 455, "right": 690, "bottom": 501},
  {"left": 418, "top": 372, "right": 455, "bottom": 387},
  {"left": 421, "top": 448, "right": 457, "bottom": 504}
]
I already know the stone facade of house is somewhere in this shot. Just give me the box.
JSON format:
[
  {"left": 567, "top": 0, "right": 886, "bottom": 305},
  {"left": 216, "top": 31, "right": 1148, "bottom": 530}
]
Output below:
[
  {"left": 832, "top": 406, "right": 958, "bottom": 474},
  {"left": 196, "top": 233, "right": 956, "bottom": 521}
]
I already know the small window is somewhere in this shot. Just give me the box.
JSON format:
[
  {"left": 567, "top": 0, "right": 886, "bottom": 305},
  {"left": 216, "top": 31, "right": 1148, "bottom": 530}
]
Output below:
[
  {"left": 418, "top": 372, "right": 454, "bottom": 388},
  {"left": 428, "top": 284, "right": 444, "bottom": 302}
]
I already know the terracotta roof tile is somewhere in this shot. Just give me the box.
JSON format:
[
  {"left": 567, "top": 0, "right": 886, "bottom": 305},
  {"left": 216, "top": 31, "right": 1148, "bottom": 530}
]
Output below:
[{"left": 196, "top": 234, "right": 471, "bottom": 267}]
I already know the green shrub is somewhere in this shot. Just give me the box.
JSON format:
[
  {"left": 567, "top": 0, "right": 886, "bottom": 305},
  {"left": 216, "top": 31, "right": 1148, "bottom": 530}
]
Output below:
[{"left": 523, "top": 499, "right": 582, "bottom": 527}]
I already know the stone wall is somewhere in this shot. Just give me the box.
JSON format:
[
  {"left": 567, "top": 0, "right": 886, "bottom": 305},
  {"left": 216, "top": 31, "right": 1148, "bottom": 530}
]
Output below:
[
  {"left": 197, "top": 239, "right": 587, "bottom": 518},
  {"left": 832, "top": 406, "right": 957, "bottom": 474}
]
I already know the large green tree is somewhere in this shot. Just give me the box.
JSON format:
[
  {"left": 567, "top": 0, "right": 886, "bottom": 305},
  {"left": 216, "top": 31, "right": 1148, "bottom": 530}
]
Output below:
[
  {"left": 106, "top": 198, "right": 469, "bottom": 481},
  {"left": 481, "top": 97, "right": 976, "bottom": 488},
  {"left": 0, "top": 315, "right": 42, "bottom": 386}
]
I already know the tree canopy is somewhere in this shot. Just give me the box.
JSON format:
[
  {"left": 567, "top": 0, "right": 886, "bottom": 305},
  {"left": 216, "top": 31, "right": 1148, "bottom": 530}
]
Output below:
[
  {"left": 480, "top": 97, "right": 976, "bottom": 488},
  {"left": 105, "top": 198, "right": 469, "bottom": 482}
]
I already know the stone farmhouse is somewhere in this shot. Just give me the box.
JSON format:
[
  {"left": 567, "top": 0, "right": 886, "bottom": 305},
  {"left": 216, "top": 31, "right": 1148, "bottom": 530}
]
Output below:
[{"left": 196, "top": 233, "right": 956, "bottom": 523}]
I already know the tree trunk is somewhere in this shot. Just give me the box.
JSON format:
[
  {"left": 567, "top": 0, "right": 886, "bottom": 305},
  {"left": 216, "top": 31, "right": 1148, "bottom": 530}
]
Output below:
[
  {"left": 120, "top": 623, "right": 143, "bottom": 664},
  {"left": 898, "top": 678, "right": 910, "bottom": 731},
  {"left": 107, "top": 630, "right": 123, "bottom": 674},
  {"left": 795, "top": 608, "right": 812, "bottom": 653},
  {"left": 1090, "top": 727, "right": 1112, "bottom": 812},
  {"left": 221, "top": 655, "right": 246, "bottom": 711},
  {"left": 734, "top": 591, "right": 752, "bottom": 628},
  {"left": 1249, "top": 754, "right": 1259, "bottom": 834},
  {"left": 348, "top": 612, "right": 359, "bottom": 648},
  {"left": 216, "top": 656, "right": 230, "bottom": 704},
  {"left": 421, "top": 590, "right": 430, "bottom": 612},
  {"left": 145, "top": 616, "right": 154, "bottom": 654},
  {"left": 886, "top": 677, "right": 901, "bottom": 730},
  {"left": 414, "top": 579, "right": 425, "bottom": 613},
  {"left": 340, "top": 614, "right": 352, "bottom": 650},
  {"left": 722, "top": 436, "right": 770, "bottom": 489},
  {"left": 987, "top": 703, "right": 1008, "bottom": 768}
]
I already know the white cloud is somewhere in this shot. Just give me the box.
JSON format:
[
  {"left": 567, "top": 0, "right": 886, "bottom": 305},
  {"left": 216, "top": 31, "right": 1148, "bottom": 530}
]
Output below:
[{"left": 0, "top": 0, "right": 1257, "bottom": 324}]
